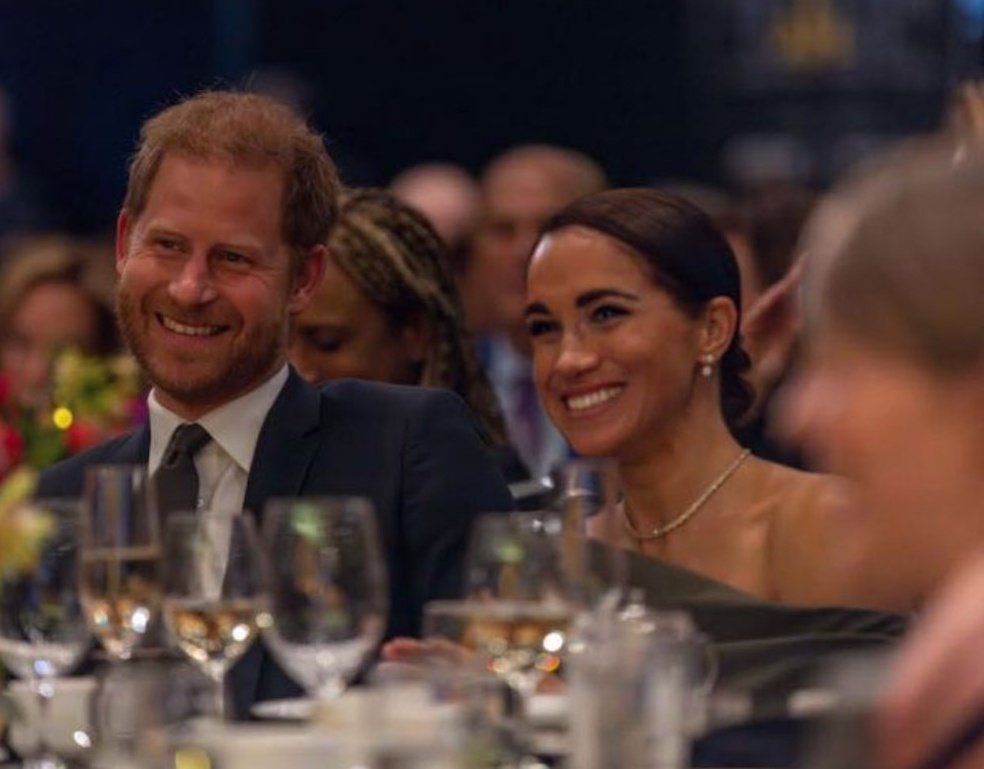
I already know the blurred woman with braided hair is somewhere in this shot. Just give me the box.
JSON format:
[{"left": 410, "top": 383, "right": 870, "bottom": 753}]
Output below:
[{"left": 289, "top": 188, "right": 524, "bottom": 477}]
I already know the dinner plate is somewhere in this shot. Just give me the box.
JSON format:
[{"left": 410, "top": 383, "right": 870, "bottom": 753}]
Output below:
[
  {"left": 251, "top": 697, "right": 315, "bottom": 721},
  {"left": 253, "top": 691, "right": 568, "bottom": 724},
  {"left": 190, "top": 722, "right": 343, "bottom": 769}
]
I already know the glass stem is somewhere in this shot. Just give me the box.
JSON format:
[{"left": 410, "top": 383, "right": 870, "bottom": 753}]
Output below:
[
  {"left": 510, "top": 679, "right": 537, "bottom": 760},
  {"left": 32, "top": 676, "right": 55, "bottom": 759},
  {"left": 213, "top": 672, "right": 228, "bottom": 721}
]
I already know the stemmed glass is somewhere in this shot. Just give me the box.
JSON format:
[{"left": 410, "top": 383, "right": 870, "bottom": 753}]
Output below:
[
  {"left": 261, "top": 497, "right": 388, "bottom": 707},
  {"left": 420, "top": 512, "right": 574, "bottom": 761},
  {"left": 79, "top": 464, "right": 162, "bottom": 661},
  {"left": 0, "top": 500, "right": 91, "bottom": 769},
  {"left": 161, "top": 510, "right": 268, "bottom": 720},
  {"left": 546, "top": 457, "right": 626, "bottom": 607},
  {"left": 458, "top": 512, "right": 573, "bottom": 700}
]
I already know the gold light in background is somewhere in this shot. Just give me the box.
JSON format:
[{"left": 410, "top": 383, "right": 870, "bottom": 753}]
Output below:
[{"left": 771, "top": 0, "right": 856, "bottom": 71}]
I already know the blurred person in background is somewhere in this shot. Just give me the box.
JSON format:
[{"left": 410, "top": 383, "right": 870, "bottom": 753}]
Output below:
[
  {"left": 289, "top": 188, "right": 526, "bottom": 480},
  {"left": 730, "top": 182, "right": 818, "bottom": 466},
  {"left": 524, "top": 187, "right": 892, "bottom": 609},
  {"left": 724, "top": 182, "right": 817, "bottom": 313},
  {"left": 389, "top": 162, "right": 481, "bottom": 258},
  {"left": 464, "top": 144, "right": 607, "bottom": 479},
  {"left": 0, "top": 236, "right": 120, "bottom": 410},
  {"left": 781, "top": 139, "right": 984, "bottom": 614},
  {"left": 776, "top": 128, "right": 984, "bottom": 768}
]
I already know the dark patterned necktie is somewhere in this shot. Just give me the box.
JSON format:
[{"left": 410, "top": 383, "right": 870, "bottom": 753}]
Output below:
[{"left": 156, "top": 423, "right": 212, "bottom": 516}]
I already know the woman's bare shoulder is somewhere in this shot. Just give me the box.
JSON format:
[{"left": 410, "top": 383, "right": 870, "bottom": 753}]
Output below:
[
  {"left": 743, "top": 458, "right": 843, "bottom": 517},
  {"left": 755, "top": 460, "right": 884, "bottom": 607}
]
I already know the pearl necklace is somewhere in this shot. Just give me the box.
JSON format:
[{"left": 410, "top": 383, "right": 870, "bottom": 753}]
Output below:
[{"left": 622, "top": 449, "right": 752, "bottom": 541}]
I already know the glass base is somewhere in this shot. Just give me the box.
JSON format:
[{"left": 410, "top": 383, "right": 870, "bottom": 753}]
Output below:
[{"left": 23, "top": 752, "right": 70, "bottom": 769}]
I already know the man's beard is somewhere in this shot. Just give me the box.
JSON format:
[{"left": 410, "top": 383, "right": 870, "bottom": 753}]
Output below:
[{"left": 116, "top": 285, "right": 287, "bottom": 410}]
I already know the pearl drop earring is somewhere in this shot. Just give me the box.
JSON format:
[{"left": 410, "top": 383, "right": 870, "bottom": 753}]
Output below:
[{"left": 700, "top": 355, "right": 714, "bottom": 378}]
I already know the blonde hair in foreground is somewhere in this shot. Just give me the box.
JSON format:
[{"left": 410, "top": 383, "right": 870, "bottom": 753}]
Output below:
[{"left": 801, "top": 139, "right": 984, "bottom": 374}]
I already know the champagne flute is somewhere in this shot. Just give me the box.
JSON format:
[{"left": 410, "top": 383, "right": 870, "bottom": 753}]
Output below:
[
  {"left": 161, "top": 510, "right": 268, "bottom": 720},
  {"left": 79, "top": 464, "right": 162, "bottom": 661},
  {"left": 0, "top": 500, "right": 91, "bottom": 769},
  {"left": 546, "top": 457, "right": 626, "bottom": 608},
  {"left": 262, "top": 497, "right": 388, "bottom": 706}
]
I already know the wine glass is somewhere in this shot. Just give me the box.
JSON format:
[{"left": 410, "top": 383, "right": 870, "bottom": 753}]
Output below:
[
  {"left": 79, "top": 464, "right": 162, "bottom": 661},
  {"left": 418, "top": 513, "right": 574, "bottom": 761},
  {"left": 462, "top": 513, "right": 573, "bottom": 692},
  {"left": 261, "top": 497, "right": 388, "bottom": 707},
  {"left": 0, "top": 500, "right": 91, "bottom": 769},
  {"left": 161, "top": 510, "right": 268, "bottom": 720}
]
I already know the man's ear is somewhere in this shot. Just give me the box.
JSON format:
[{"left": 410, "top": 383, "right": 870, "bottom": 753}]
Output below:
[
  {"left": 115, "top": 210, "right": 132, "bottom": 276},
  {"left": 400, "top": 312, "right": 432, "bottom": 364},
  {"left": 698, "top": 296, "right": 739, "bottom": 361},
  {"left": 288, "top": 244, "right": 327, "bottom": 314}
]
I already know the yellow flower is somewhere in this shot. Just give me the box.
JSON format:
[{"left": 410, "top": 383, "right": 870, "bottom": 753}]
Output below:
[{"left": 0, "top": 467, "right": 51, "bottom": 574}]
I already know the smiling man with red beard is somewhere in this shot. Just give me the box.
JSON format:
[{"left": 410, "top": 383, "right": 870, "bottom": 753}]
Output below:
[{"left": 35, "top": 90, "right": 513, "bottom": 718}]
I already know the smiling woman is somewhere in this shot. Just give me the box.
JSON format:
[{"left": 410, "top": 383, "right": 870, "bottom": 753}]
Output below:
[{"left": 524, "top": 188, "right": 896, "bottom": 610}]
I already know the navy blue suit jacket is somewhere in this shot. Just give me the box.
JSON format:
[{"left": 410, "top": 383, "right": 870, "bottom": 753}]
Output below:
[{"left": 37, "top": 369, "right": 515, "bottom": 717}]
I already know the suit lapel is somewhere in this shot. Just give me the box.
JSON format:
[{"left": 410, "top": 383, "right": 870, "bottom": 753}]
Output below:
[
  {"left": 234, "top": 369, "right": 323, "bottom": 714},
  {"left": 242, "top": 369, "right": 323, "bottom": 523},
  {"left": 109, "top": 425, "right": 151, "bottom": 464}
]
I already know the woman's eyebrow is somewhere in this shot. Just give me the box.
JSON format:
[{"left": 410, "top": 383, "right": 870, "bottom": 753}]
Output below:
[
  {"left": 575, "top": 288, "right": 640, "bottom": 307},
  {"left": 524, "top": 301, "right": 550, "bottom": 317}
]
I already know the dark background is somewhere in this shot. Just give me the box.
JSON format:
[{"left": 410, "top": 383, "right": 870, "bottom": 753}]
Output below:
[{"left": 1, "top": 0, "right": 981, "bottom": 235}]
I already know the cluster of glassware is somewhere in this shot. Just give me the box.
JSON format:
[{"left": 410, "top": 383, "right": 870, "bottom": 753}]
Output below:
[
  {"left": 0, "top": 458, "right": 714, "bottom": 769},
  {"left": 0, "top": 466, "right": 388, "bottom": 768},
  {"left": 414, "top": 460, "right": 717, "bottom": 769}
]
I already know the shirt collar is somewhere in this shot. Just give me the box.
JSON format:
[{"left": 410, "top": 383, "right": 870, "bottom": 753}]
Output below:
[{"left": 148, "top": 365, "right": 289, "bottom": 474}]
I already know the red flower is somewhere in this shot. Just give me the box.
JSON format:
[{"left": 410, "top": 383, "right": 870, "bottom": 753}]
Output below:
[
  {"left": 0, "top": 421, "right": 25, "bottom": 477},
  {"left": 65, "top": 420, "right": 105, "bottom": 455},
  {"left": 0, "top": 374, "right": 11, "bottom": 410}
]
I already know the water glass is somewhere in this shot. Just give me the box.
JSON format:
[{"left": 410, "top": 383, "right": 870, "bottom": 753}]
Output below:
[
  {"left": 566, "top": 600, "right": 715, "bottom": 769},
  {"left": 80, "top": 464, "right": 162, "bottom": 660},
  {"left": 369, "top": 660, "right": 515, "bottom": 769},
  {"left": 0, "top": 500, "right": 90, "bottom": 769},
  {"left": 261, "top": 497, "right": 387, "bottom": 704},
  {"left": 90, "top": 659, "right": 209, "bottom": 769}
]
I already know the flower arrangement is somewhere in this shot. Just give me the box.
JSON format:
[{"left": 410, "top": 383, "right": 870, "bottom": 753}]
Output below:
[
  {"left": 0, "top": 479, "right": 52, "bottom": 722},
  {"left": 0, "top": 348, "right": 143, "bottom": 724},
  {"left": 0, "top": 348, "right": 145, "bottom": 502}
]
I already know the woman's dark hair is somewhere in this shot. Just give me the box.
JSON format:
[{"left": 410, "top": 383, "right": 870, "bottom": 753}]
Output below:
[{"left": 541, "top": 188, "right": 754, "bottom": 428}]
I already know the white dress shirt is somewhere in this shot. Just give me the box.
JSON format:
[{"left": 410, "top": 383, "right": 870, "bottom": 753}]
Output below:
[
  {"left": 148, "top": 365, "right": 289, "bottom": 516},
  {"left": 148, "top": 366, "right": 288, "bottom": 599}
]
